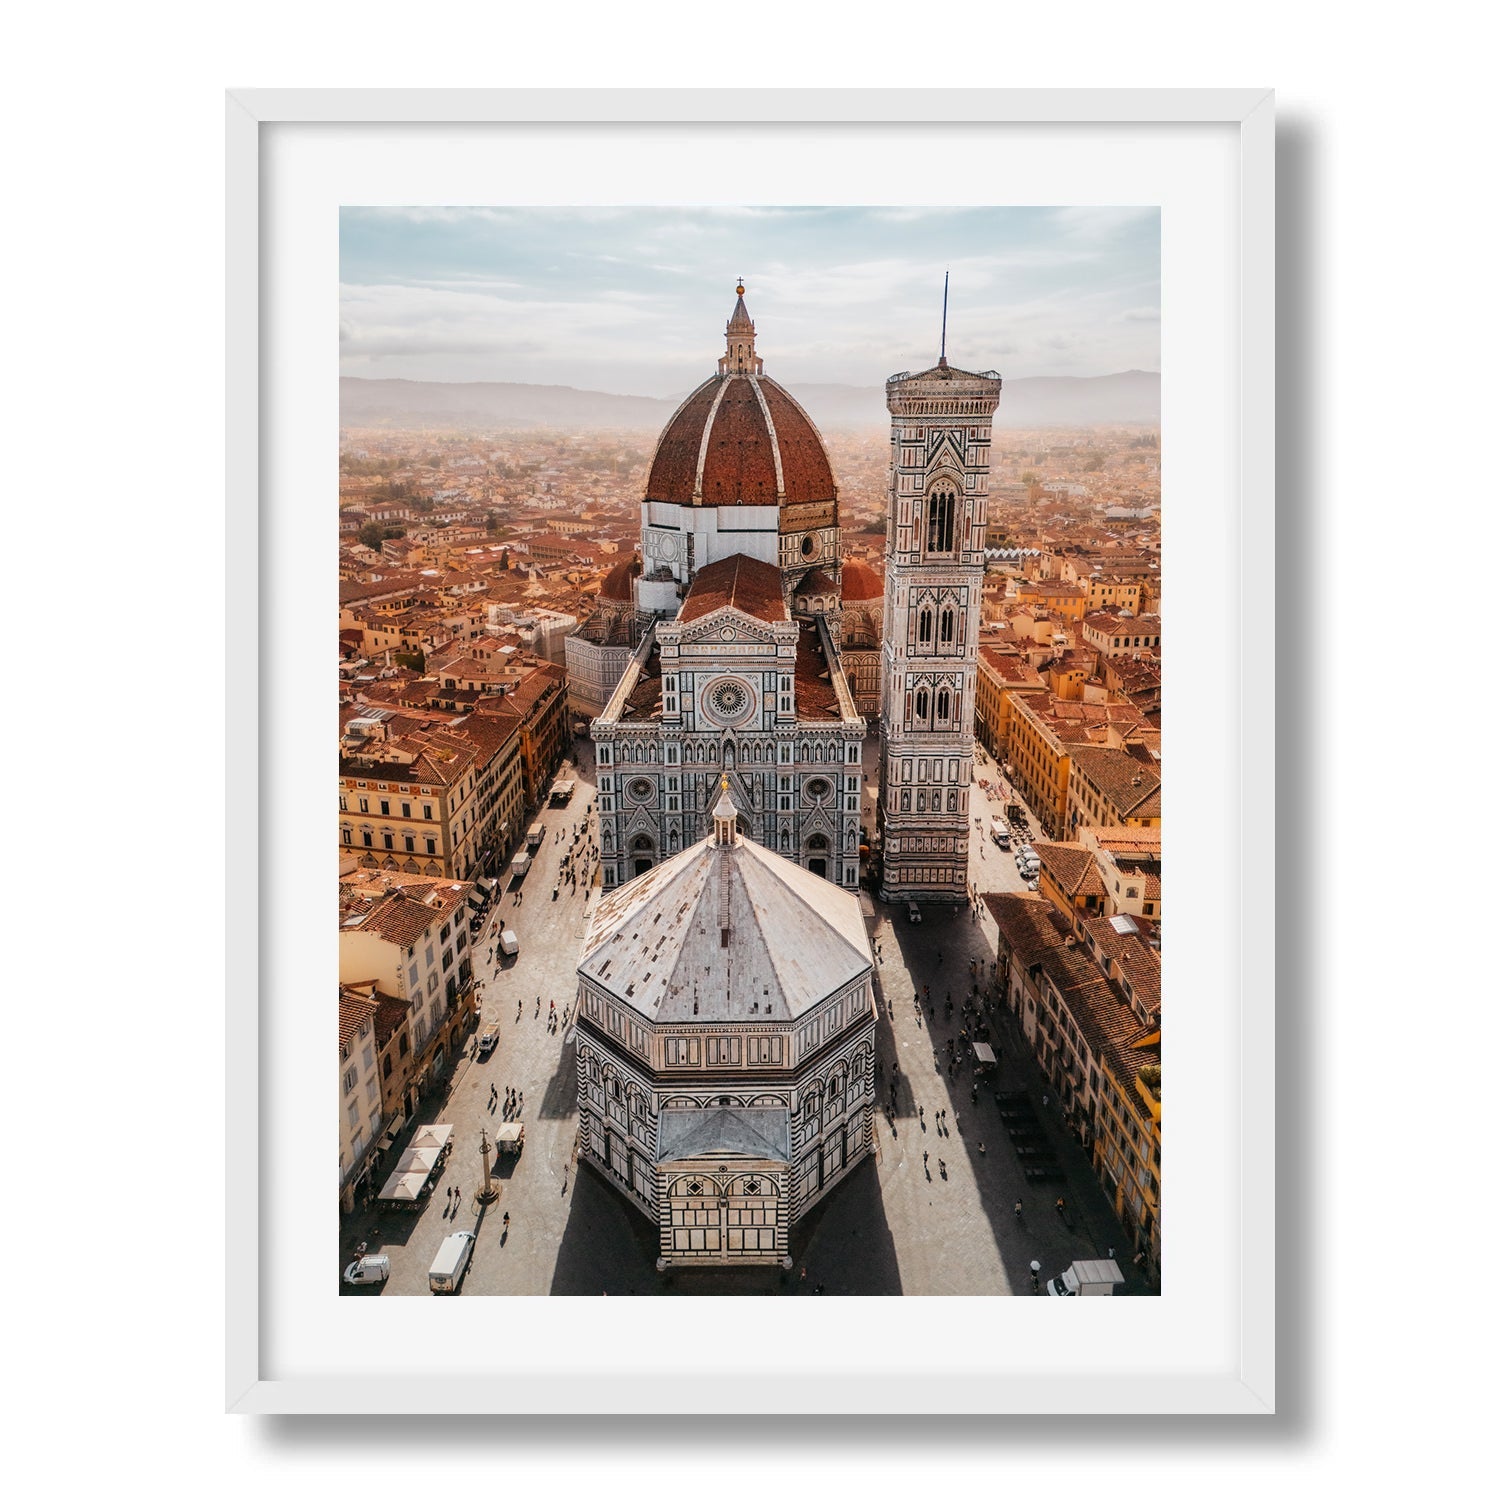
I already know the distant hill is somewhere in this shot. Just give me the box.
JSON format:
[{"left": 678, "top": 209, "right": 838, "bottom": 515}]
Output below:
[{"left": 340, "top": 369, "right": 1159, "bottom": 433}]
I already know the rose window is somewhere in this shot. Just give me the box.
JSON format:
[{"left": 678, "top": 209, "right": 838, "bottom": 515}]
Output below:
[{"left": 708, "top": 679, "right": 750, "bottom": 721}]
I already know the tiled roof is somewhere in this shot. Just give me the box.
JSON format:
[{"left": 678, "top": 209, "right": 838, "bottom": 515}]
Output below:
[
  {"left": 984, "top": 891, "right": 1072, "bottom": 963},
  {"left": 344, "top": 881, "right": 472, "bottom": 948},
  {"left": 1068, "top": 746, "right": 1162, "bottom": 818},
  {"left": 338, "top": 987, "right": 379, "bottom": 1051},
  {"left": 679, "top": 554, "right": 788, "bottom": 625},
  {"left": 579, "top": 827, "right": 872, "bottom": 1024},
  {"left": 1033, "top": 841, "right": 1108, "bottom": 900},
  {"left": 794, "top": 566, "right": 838, "bottom": 596},
  {"left": 793, "top": 623, "right": 847, "bottom": 722}
]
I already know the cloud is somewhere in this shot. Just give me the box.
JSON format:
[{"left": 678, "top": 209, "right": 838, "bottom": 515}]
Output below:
[{"left": 339, "top": 207, "right": 1160, "bottom": 389}]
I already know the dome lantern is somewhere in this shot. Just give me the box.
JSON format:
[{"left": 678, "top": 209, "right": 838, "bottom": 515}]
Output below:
[{"left": 719, "top": 280, "right": 763, "bottom": 376}]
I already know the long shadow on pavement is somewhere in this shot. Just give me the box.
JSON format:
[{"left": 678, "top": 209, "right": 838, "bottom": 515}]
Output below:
[
  {"left": 881, "top": 901, "right": 1154, "bottom": 1296},
  {"left": 547, "top": 1156, "right": 902, "bottom": 1296}
]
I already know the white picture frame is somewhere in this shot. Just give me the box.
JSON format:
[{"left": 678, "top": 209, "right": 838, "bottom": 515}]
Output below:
[{"left": 227, "top": 87, "right": 1274, "bottom": 1416}]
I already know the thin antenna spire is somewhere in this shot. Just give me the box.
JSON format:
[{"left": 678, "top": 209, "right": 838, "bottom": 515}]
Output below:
[{"left": 939, "top": 271, "right": 949, "bottom": 366}]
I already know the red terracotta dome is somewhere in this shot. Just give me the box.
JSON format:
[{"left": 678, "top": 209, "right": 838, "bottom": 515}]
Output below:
[
  {"left": 644, "top": 288, "right": 837, "bottom": 508},
  {"left": 599, "top": 555, "right": 640, "bottom": 602},
  {"left": 839, "top": 558, "right": 884, "bottom": 601}
]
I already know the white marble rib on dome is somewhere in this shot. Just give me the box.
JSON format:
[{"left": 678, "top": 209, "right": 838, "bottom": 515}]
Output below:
[{"left": 578, "top": 831, "right": 871, "bottom": 1025}]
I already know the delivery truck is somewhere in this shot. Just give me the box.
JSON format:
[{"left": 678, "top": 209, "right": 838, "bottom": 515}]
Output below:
[{"left": 1046, "top": 1258, "right": 1125, "bottom": 1296}]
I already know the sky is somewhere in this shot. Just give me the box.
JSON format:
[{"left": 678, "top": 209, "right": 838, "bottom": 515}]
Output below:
[{"left": 340, "top": 206, "right": 1159, "bottom": 396}]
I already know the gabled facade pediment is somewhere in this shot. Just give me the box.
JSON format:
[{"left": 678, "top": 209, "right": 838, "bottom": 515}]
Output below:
[{"left": 668, "top": 607, "right": 791, "bottom": 652}]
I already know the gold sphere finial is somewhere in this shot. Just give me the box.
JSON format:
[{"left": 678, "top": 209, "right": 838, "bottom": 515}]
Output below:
[{"left": 735, "top": 279, "right": 745, "bottom": 297}]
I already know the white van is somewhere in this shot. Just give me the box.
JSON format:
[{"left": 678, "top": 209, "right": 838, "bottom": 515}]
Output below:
[
  {"left": 989, "top": 818, "right": 1011, "bottom": 849},
  {"left": 499, "top": 929, "right": 519, "bottom": 957},
  {"left": 428, "top": 1230, "right": 476, "bottom": 1294}
]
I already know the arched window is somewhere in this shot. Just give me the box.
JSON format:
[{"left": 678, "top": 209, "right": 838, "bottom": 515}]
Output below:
[
  {"left": 918, "top": 607, "right": 933, "bottom": 645},
  {"left": 808, "top": 833, "right": 829, "bottom": 851},
  {"left": 940, "top": 607, "right": 956, "bottom": 645},
  {"left": 632, "top": 834, "right": 654, "bottom": 852},
  {"left": 915, "top": 688, "right": 929, "bottom": 721},
  {"left": 936, "top": 688, "right": 950, "bottom": 721},
  {"left": 926, "top": 489, "right": 956, "bottom": 553}
]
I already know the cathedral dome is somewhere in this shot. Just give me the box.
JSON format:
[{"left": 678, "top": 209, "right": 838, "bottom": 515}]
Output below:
[
  {"left": 839, "top": 558, "right": 884, "bottom": 601},
  {"left": 643, "top": 287, "right": 838, "bottom": 509}
]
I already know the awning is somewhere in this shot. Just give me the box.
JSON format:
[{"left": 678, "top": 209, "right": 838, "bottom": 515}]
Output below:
[
  {"left": 467, "top": 894, "right": 487, "bottom": 913},
  {"left": 973, "top": 1042, "right": 997, "bottom": 1066}
]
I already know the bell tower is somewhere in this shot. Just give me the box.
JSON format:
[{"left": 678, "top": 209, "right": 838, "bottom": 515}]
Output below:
[{"left": 877, "top": 316, "right": 1001, "bottom": 904}]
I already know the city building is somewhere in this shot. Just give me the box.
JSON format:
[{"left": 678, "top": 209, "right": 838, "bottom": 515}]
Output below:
[
  {"left": 986, "top": 891, "right": 1161, "bottom": 1275},
  {"left": 338, "top": 705, "right": 524, "bottom": 881},
  {"left": 564, "top": 556, "right": 642, "bottom": 722},
  {"left": 877, "top": 345, "right": 1003, "bottom": 902},
  {"left": 338, "top": 873, "right": 479, "bottom": 1112},
  {"left": 974, "top": 645, "right": 1046, "bottom": 759},
  {"left": 1066, "top": 744, "right": 1163, "bottom": 834},
  {"left": 574, "top": 783, "right": 877, "bottom": 1268},
  {"left": 338, "top": 984, "right": 384, "bottom": 1213}
]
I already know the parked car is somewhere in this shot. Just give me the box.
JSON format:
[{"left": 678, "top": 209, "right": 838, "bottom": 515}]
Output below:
[
  {"left": 1026, "top": 878, "right": 1040, "bottom": 891},
  {"left": 342, "top": 1254, "right": 391, "bottom": 1286},
  {"left": 906, "top": 901, "right": 922, "bottom": 923},
  {"left": 477, "top": 1025, "right": 499, "bottom": 1056}
]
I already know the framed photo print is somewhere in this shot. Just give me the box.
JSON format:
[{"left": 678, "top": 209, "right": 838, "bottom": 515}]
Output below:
[{"left": 227, "top": 88, "right": 1274, "bottom": 1415}]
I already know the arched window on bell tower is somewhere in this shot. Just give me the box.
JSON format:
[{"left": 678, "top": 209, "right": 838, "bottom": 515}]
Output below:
[{"left": 925, "top": 488, "right": 956, "bottom": 554}]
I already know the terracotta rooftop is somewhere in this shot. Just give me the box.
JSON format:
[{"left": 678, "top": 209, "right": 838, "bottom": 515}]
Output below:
[
  {"left": 1069, "top": 746, "right": 1163, "bottom": 819},
  {"left": 794, "top": 566, "right": 838, "bottom": 597},
  {"left": 793, "top": 623, "right": 848, "bottom": 722},
  {"left": 679, "top": 554, "right": 788, "bottom": 626},
  {"left": 338, "top": 986, "right": 379, "bottom": 1052},
  {"left": 1033, "top": 841, "right": 1109, "bottom": 901}
]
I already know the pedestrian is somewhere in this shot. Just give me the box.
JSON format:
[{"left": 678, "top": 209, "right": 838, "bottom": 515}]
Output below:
[
  {"left": 923, "top": 1149, "right": 929, "bottom": 1166},
  {"left": 1042, "top": 1092, "right": 1048, "bottom": 1108},
  {"left": 978, "top": 1142, "right": 986, "bottom": 1156},
  {"left": 1014, "top": 1200, "right": 1022, "bottom": 1219},
  {"left": 1107, "top": 1246, "right": 1115, "bottom": 1260},
  {"left": 1055, "top": 1197, "right": 1065, "bottom": 1216},
  {"left": 800, "top": 1266, "right": 807, "bottom": 1284}
]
